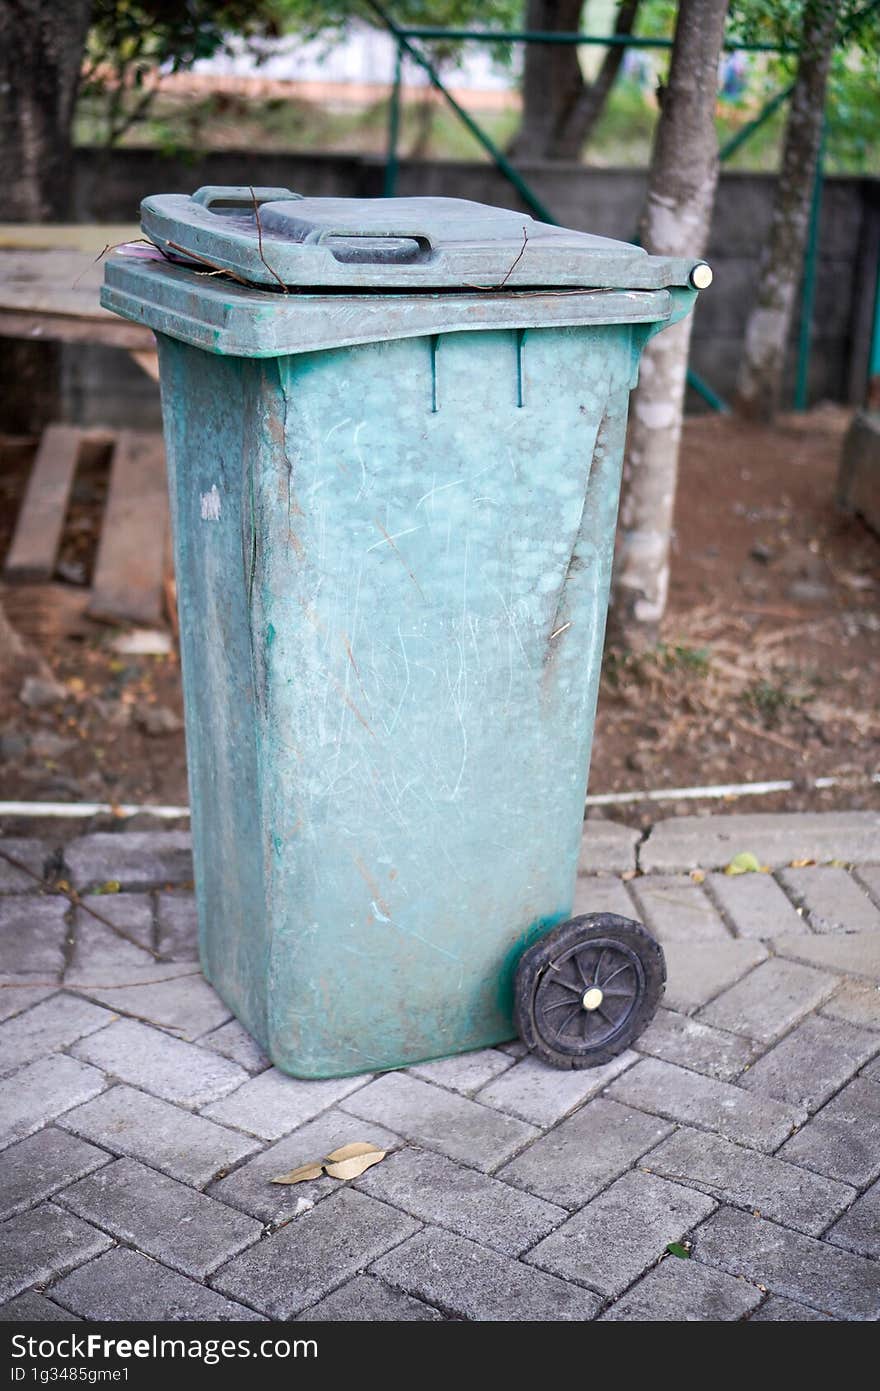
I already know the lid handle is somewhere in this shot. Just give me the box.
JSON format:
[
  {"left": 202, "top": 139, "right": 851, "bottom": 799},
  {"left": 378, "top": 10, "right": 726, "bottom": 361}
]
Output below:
[
  {"left": 308, "top": 227, "right": 436, "bottom": 266},
  {"left": 191, "top": 186, "right": 303, "bottom": 211}
]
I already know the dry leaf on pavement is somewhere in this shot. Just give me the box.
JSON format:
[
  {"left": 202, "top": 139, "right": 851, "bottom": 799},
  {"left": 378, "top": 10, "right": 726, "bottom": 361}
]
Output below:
[
  {"left": 270, "top": 1141, "right": 387, "bottom": 1186},
  {"left": 270, "top": 1161, "right": 324, "bottom": 1186},
  {"left": 324, "top": 1144, "right": 386, "bottom": 1180}
]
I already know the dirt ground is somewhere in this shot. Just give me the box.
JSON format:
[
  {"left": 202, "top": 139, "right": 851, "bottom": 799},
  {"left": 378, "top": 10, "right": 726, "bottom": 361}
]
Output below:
[{"left": 1, "top": 406, "right": 878, "bottom": 838}]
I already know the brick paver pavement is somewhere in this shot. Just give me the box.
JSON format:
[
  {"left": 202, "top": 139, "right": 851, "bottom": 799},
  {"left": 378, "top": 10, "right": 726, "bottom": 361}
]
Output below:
[{"left": 1, "top": 812, "right": 878, "bottom": 1322}]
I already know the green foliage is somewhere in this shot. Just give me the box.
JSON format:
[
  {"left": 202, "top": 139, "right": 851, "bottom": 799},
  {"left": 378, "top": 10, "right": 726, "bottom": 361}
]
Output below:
[
  {"left": 271, "top": 1, "right": 524, "bottom": 71},
  {"left": 83, "top": 0, "right": 524, "bottom": 145},
  {"left": 273, "top": 0, "right": 522, "bottom": 38},
  {"left": 741, "top": 678, "right": 806, "bottom": 723},
  {"left": 78, "top": 0, "right": 880, "bottom": 169},
  {"left": 827, "top": 45, "right": 880, "bottom": 171},
  {"left": 724, "top": 2, "right": 880, "bottom": 173},
  {"left": 727, "top": 0, "right": 879, "bottom": 52},
  {"left": 83, "top": 1, "right": 291, "bottom": 143},
  {"left": 657, "top": 643, "right": 712, "bottom": 674}
]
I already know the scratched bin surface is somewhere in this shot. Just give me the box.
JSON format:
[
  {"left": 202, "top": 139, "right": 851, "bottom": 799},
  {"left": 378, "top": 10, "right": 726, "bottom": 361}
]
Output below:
[{"left": 103, "top": 190, "right": 703, "bottom": 1077}]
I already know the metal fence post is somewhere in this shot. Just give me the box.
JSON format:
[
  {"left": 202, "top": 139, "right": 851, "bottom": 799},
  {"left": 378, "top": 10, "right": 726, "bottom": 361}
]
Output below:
[{"left": 383, "top": 38, "right": 403, "bottom": 198}]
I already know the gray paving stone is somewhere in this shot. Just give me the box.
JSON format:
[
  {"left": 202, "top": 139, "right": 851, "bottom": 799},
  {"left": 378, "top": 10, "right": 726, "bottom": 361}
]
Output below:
[
  {"left": 2, "top": 821, "right": 877, "bottom": 1329},
  {"left": 778, "top": 866, "right": 880, "bottom": 934},
  {"left": 636, "top": 1009, "right": 759, "bottom": 1082},
  {"left": 77, "top": 893, "right": 153, "bottom": 945},
  {"left": 156, "top": 892, "right": 199, "bottom": 961},
  {"left": 60, "top": 1158, "right": 263, "bottom": 1279},
  {"left": 203, "top": 1066, "right": 370, "bottom": 1140},
  {"left": 64, "top": 831, "right": 193, "bottom": 891},
  {"left": 706, "top": 871, "right": 806, "bottom": 938},
  {"left": 526, "top": 1170, "right": 716, "bottom": 1297},
  {"left": 59, "top": 1084, "right": 260, "bottom": 1186},
  {"left": 853, "top": 864, "right": 880, "bottom": 906},
  {"left": 372, "top": 1226, "right": 602, "bottom": 1321},
  {"left": 70, "top": 968, "right": 231, "bottom": 1040},
  {"left": 629, "top": 876, "right": 730, "bottom": 943},
  {"left": 409, "top": 1047, "right": 514, "bottom": 1096},
  {"left": 695, "top": 1205, "right": 880, "bottom": 1320},
  {"left": 0, "top": 983, "right": 57, "bottom": 1024},
  {"left": 340, "top": 1072, "right": 539, "bottom": 1172},
  {"left": 601, "top": 1255, "right": 762, "bottom": 1321},
  {"left": 644, "top": 1127, "right": 856, "bottom": 1237},
  {"left": 51, "top": 1246, "right": 263, "bottom": 1322},
  {"left": 661, "top": 940, "right": 768, "bottom": 1015},
  {"left": 571, "top": 874, "right": 636, "bottom": 919},
  {"left": 607, "top": 1057, "right": 804, "bottom": 1152},
  {"left": 825, "top": 1177, "right": 880, "bottom": 1259},
  {"left": 749, "top": 1295, "right": 834, "bottom": 1321},
  {"left": 0, "top": 1055, "right": 106, "bottom": 1151},
  {"left": 0, "top": 895, "right": 68, "bottom": 976},
  {"left": 0, "top": 1203, "right": 112, "bottom": 1304},
  {"left": 0, "top": 1128, "right": 109, "bottom": 1222},
  {"left": 578, "top": 819, "right": 641, "bottom": 875},
  {"left": 208, "top": 1107, "right": 401, "bottom": 1224},
  {"left": 641, "top": 811, "right": 880, "bottom": 873},
  {"left": 772, "top": 932, "right": 880, "bottom": 981},
  {"left": 740, "top": 1014, "right": 879, "bottom": 1110},
  {"left": 201, "top": 1019, "right": 271, "bottom": 1075},
  {"left": 821, "top": 978, "right": 880, "bottom": 1030},
  {"left": 497, "top": 1097, "right": 673, "bottom": 1210},
  {"left": 779, "top": 1077, "right": 880, "bottom": 1187},
  {"left": 297, "top": 1274, "right": 444, "bottom": 1321},
  {"left": 212, "top": 1187, "right": 418, "bottom": 1319},
  {"left": 698, "top": 956, "right": 836, "bottom": 1043},
  {"left": 0, "top": 1123, "right": 108, "bottom": 1224},
  {"left": 72, "top": 1017, "right": 248, "bottom": 1107},
  {"left": 0, "top": 1292, "right": 80, "bottom": 1321},
  {"left": 0, "top": 839, "right": 52, "bottom": 892},
  {"left": 0, "top": 993, "right": 114, "bottom": 1076},
  {"left": 474, "top": 1050, "right": 637, "bottom": 1128},
  {"left": 68, "top": 896, "right": 155, "bottom": 980},
  {"left": 356, "top": 1145, "right": 566, "bottom": 1257}
]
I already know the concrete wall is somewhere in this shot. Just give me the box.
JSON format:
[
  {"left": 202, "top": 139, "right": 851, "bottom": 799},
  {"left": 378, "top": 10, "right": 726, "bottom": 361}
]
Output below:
[{"left": 60, "top": 148, "right": 880, "bottom": 429}]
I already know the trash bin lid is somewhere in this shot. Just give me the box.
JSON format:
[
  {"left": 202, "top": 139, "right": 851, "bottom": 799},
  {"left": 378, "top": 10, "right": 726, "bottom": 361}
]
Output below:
[{"left": 140, "top": 186, "right": 709, "bottom": 293}]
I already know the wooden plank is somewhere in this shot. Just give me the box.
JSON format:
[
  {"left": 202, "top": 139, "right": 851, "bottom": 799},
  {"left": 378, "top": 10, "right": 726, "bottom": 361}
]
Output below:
[
  {"left": 129, "top": 348, "right": 160, "bottom": 380},
  {"left": 88, "top": 431, "right": 169, "bottom": 625},
  {"left": 0, "top": 246, "right": 153, "bottom": 350},
  {"left": 4, "top": 424, "right": 82, "bottom": 581},
  {"left": 0, "top": 308, "right": 153, "bottom": 350},
  {"left": 0, "top": 224, "right": 140, "bottom": 251}
]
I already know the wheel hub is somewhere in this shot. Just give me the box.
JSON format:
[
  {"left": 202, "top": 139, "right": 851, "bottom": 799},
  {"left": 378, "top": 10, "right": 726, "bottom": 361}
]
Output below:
[{"left": 534, "top": 936, "right": 645, "bottom": 1056}]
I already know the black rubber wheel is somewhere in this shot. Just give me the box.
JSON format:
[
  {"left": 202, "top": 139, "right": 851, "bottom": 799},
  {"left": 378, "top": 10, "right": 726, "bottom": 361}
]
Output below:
[{"left": 514, "top": 913, "right": 666, "bottom": 1070}]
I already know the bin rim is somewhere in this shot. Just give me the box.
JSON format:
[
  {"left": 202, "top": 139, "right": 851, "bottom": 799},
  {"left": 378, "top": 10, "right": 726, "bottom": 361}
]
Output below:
[{"left": 101, "top": 254, "right": 695, "bottom": 358}]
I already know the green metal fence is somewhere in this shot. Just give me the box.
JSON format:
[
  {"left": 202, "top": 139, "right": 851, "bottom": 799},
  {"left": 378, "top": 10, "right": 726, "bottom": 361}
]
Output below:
[{"left": 366, "top": 0, "right": 877, "bottom": 412}]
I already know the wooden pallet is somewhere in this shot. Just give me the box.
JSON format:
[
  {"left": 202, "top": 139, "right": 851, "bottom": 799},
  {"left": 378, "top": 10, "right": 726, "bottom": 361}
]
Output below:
[{"left": 4, "top": 424, "right": 171, "bottom": 626}]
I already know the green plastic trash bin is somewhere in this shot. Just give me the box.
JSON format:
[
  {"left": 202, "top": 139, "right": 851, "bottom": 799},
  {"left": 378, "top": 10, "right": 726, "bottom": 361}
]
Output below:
[{"left": 102, "top": 187, "right": 710, "bottom": 1078}]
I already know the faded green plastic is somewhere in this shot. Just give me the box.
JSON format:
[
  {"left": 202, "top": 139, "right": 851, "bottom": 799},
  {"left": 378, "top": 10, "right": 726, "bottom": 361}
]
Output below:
[
  {"left": 101, "top": 192, "right": 700, "bottom": 1078},
  {"left": 141, "top": 188, "right": 706, "bottom": 292}
]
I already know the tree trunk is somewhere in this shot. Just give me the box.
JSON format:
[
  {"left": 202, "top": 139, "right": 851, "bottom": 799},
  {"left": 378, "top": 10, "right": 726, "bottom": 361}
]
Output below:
[
  {"left": 610, "top": 0, "right": 729, "bottom": 652},
  {"left": 509, "top": 0, "right": 640, "bottom": 162},
  {"left": 0, "top": 0, "right": 92, "bottom": 432},
  {"left": 0, "top": 0, "right": 93, "bottom": 220},
  {"left": 552, "top": 0, "right": 642, "bottom": 160},
  {"left": 734, "top": 0, "right": 837, "bottom": 421}
]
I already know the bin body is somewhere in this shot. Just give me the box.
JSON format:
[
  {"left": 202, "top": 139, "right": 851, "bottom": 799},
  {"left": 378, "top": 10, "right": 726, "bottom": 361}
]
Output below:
[{"left": 103, "top": 190, "right": 703, "bottom": 1077}]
